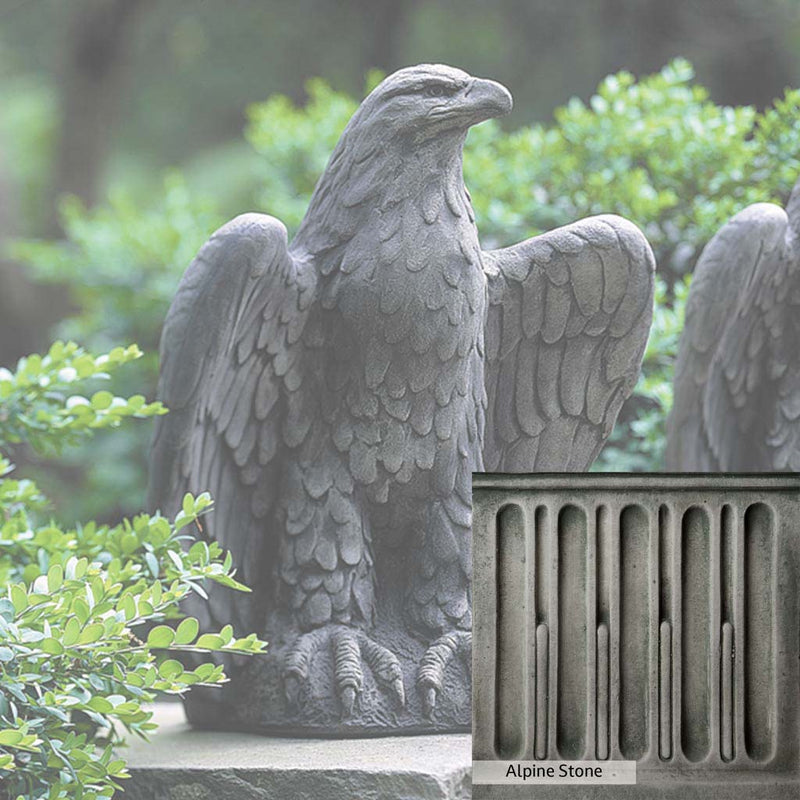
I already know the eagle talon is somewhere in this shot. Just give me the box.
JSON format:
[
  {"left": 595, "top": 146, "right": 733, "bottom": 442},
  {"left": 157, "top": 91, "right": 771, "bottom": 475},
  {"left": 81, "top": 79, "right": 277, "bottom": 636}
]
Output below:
[
  {"left": 422, "top": 686, "right": 437, "bottom": 718},
  {"left": 284, "top": 674, "right": 302, "bottom": 705},
  {"left": 340, "top": 685, "right": 357, "bottom": 717},
  {"left": 391, "top": 677, "right": 406, "bottom": 707},
  {"left": 282, "top": 624, "right": 406, "bottom": 717},
  {"left": 417, "top": 630, "right": 471, "bottom": 719}
]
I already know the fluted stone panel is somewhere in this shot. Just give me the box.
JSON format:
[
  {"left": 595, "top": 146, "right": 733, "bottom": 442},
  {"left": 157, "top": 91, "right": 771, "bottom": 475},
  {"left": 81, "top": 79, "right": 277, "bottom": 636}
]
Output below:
[{"left": 472, "top": 474, "right": 800, "bottom": 798}]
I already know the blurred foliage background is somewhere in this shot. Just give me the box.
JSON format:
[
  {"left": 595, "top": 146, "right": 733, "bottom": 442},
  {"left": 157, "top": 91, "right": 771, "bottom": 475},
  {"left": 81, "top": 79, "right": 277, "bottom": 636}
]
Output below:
[{"left": 1, "top": 0, "right": 800, "bottom": 524}]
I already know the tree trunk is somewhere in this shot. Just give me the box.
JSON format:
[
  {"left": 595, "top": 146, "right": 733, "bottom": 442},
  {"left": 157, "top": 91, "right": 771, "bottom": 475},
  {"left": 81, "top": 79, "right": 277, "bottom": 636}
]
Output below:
[
  {"left": 48, "top": 0, "right": 150, "bottom": 231},
  {"left": 0, "top": 133, "right": 44, "bottom": 366},
  {"left": 0, "top": 0, "right": 151, "bottom": 367},
  {"left": 356, "top": 0, "right": 415, "bottom": 74}
]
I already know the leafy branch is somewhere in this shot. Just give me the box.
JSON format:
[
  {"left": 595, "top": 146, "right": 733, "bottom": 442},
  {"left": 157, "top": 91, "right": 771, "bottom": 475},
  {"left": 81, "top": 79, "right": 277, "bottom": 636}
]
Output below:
[{"left": 0, "top": 345, "right": 266, "bottom": 800}]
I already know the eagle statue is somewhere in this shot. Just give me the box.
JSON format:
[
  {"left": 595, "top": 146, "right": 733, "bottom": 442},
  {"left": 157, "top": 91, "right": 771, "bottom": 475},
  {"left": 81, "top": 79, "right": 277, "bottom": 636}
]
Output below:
[
  {"left": 149, "top": 64, "right": 655, "bottom": 734},
  {"left": 667, "top": 177, "right": 800, "bottom": 472}
]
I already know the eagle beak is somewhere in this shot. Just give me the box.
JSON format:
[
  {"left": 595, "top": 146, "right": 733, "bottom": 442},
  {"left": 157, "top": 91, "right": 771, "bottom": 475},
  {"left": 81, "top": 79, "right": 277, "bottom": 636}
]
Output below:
[{"left": 464, "top": 78, "right": 513, "bottom": 122}]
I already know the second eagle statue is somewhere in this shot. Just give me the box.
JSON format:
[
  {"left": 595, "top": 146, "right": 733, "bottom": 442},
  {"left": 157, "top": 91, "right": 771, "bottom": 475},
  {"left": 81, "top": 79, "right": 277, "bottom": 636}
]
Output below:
[{"left": 149, "top": 64, "right": 655, "bottom": 734}]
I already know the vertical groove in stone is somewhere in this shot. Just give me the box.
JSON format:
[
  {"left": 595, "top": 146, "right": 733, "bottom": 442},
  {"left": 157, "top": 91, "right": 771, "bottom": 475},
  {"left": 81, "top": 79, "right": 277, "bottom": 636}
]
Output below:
[
  {"left": 535, "top": 506, "right": 550, "bottom": 625},
  {"left": 709, "top": 502, "right": 722, "bottom": 760},
  {"left": 720, "top": 505, "right": 735, "bottom": 763},
  {"left": 533, "top": 505, "right": 550, "bottom": 758},
  {"left": 733, "top": 503, "right": 747, "bottom": 762},
  {"left": 659, "top": 621, "right": 672, "bottom": 760},
  {"left": 494, "top": 503, "right": 526, "bottom": 759},
  {"left": 585, "top": 506, "right": 597, "bottom": 760},
  {"left": 619, "top": 505, "right": 650, "bottom": 760},
  {"left": 597, "top": 505, "right": 610, "bottom": 627},
  {"left": 596, "top": 623, "right": 609, "bottom": 760},
  {"left": 681, "top": 506, "right": 711, "bottom": 762},
  {"left": 608, "top": 503, "right": 621, "bottom": 759},
  {"left": 743, "top": 503, "right": 775, "bottom": 762},
  {"left": 596, "top": 505, "right": 610, "bottom": 761},
  {"left": 658, "top": 505, "right": 673, "bottom": 761},
  {"left": 535, "top": 623, "right": 549, "bottom": 760},
  {"left": 556, "top": 505, "right": 587, "bottom": 759},
  {"left": 525, "top": 506, "right": 539, "bottom": 759},
  {"left": 721, "top": 621, "right": 734, "bottom": 762},
  {"left": 548, "top": 503, "right": 560, "bottom": 761},
  {"left": 721, "top": 505, "right": 735, "bottom": 630},
  {"left": 647, "top": 503, "right": 660, "bottom": 759},
  {"left": 659, "top": 505, "right": 673, "bottom": 621}
]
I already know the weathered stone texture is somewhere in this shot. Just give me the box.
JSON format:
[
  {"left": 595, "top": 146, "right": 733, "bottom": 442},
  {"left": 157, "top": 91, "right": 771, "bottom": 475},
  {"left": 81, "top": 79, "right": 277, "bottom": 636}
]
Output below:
[
  {"left": 667, "top": 177, "right": 800, "bottom": 472},
  {"left": 148, "top": 63, "right": 655, "bottom": 734},
  {"left": 123, "top": 704, "right": 471, "bottom": 799}
]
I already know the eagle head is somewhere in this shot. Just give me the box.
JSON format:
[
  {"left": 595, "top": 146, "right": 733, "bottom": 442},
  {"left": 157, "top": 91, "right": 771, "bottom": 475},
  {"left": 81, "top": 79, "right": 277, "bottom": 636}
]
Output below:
[
  {"left": 294, "top": 65, "right": 512, "bottom": 253},
  {"left": 357, "top": 64, "right": 513, "bottom": 143}
]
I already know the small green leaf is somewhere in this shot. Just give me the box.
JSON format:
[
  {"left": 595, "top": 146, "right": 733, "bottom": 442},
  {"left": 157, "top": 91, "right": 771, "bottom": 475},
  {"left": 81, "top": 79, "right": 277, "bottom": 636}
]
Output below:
[
  {"left": 10, "top": 585, "right": 27, "bottom": 613},
  {"left": 40, "top": 638, "right": 64, "bottom": 656},
  {"left": 194, "top": 492, "right": 213, "bottom": 511},
  {"left": 173, "top": 512, "right": 192, "bottom": 531},
  {"left": 188, "top": 541, "right": 210, "bottom": 563},
  {"left": 146, "top": 625, "right": 175, "bottom": 648},
  {"left": 0, "top": 599, "right": 14, "bottom": 621},
  {"left": 182, "top": 493, "right": 194, "bottom": 516},
  {"left": 158, "top": 659, "right": 183, "bottom": 679},
  {"left": 195, "top": 633, "right": 224, "bottom": 650},
  {"left": 62, "top": 617, "right": 81, "bottom": 646},
  {"left": 90, "top": 390, "right": 113, "bottom": 410},
  {"left": 86, "top": 696, "right": 114, "bottom": 714},
  {"left": 47, "top": 564, "right": 63, "bottom": 593},
  {"left": 107, "top": 758, "right": 128, "bottom": 776},
  {"left": 72, "top": 597, "right": 90, "bottom": 624},
  {"left": 0, "top": 730, "right": 24, "bottom": 746},
  {"left": 174, "top": 617, "right": 199, "bottom": 645},
  {"left": 78, "top": 623, "right": 104, "bottom": 645},
  {"left": 119, "top": 594, "right": 136, "bottom": 621},
  {"left": 138, "top": 599, "right": 154, "bottom": 617},
  {"left": 219, "top": 624, "right": 233, "bottom": 645},
  {"left": 144, "top": 551, "right": 160, "bottom": 578}
]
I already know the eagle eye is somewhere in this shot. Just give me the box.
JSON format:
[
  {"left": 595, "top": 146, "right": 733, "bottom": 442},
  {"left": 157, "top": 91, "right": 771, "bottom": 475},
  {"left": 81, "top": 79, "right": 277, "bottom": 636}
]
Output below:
[{"left": 424, "top": 84, "right": 454, "bottom": 98}]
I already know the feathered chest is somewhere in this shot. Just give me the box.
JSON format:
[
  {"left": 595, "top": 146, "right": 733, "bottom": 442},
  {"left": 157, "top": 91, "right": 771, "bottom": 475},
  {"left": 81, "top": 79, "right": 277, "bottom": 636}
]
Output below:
[{"left": 326, "top": 194, "right": 487, "bottom": 359}]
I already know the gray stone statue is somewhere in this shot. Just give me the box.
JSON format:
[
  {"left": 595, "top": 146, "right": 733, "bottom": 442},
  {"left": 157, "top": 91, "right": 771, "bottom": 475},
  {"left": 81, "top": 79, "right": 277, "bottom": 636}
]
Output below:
[
  {"left": 667, "top": 177, "right": 800, "bottom": 471},
  {"left": 149, "top": 64, "right": 655, "bottom": 735}
]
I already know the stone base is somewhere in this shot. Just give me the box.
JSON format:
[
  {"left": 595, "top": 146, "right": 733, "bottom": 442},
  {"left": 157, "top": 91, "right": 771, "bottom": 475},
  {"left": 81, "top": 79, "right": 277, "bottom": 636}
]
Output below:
[{"left": 123, "top": 703, "right": 471, "bottom": 799}]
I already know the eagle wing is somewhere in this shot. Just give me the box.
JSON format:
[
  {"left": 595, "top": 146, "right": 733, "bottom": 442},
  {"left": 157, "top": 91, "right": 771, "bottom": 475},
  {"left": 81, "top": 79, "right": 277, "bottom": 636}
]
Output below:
[
  {"left": 482, "top": 214, "right": 655, "bottom": 471},
  {"left": 666, "top": 202, "right": 794, "bottom": 470},
  {"left": 148, "top": 213, "right": 316, "bottom": 634}
]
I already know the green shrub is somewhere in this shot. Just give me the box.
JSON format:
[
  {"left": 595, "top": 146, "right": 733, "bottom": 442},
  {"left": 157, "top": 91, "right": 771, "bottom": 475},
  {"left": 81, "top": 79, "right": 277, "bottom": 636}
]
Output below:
[
  {"left": 10, "top": 60, "right": 800, "bottom": 499},
  {"left": 245, "top": 77, "right": 361, "bottom": 231},
  {"left": 8, "top": 179, "right": 222, "bottom": 522},
  {"left": 463, "top": 59, "right": 800, "bottom": 269},
  {"left": 0, "top": 75, "right": 57, "bottom": 234},
  {"left": 10, "top": 177, "right": 221, "bottom": 357},
  {"left": 0, "top": 343, "right": 265, "bottom": 799},
  {"left": 594, "top": 274, "right": 690, "bottom": 471}
]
